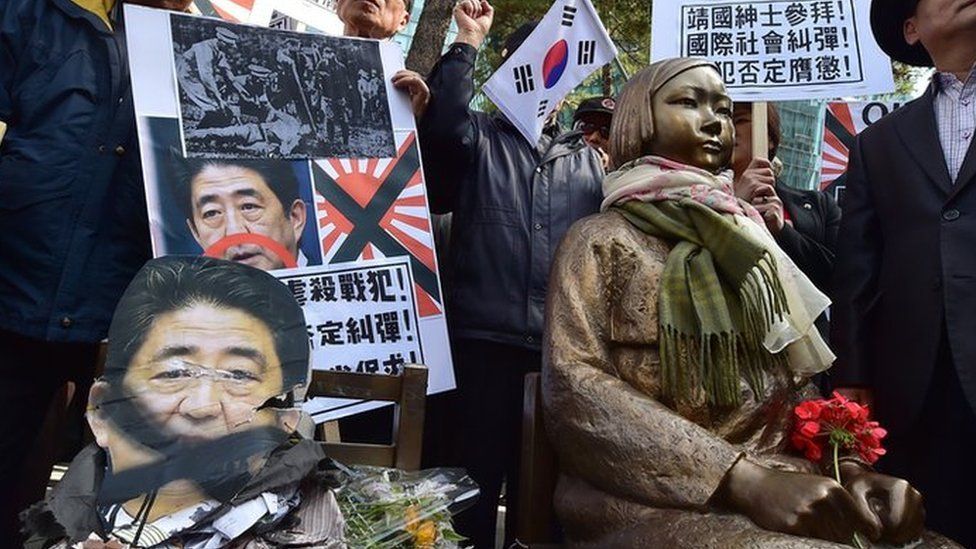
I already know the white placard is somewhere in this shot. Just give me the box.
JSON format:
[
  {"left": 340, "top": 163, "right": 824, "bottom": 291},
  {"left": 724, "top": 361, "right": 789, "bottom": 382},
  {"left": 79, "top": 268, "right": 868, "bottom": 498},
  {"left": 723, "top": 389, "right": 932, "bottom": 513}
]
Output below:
[
  {"left": 278, "top": 257, "right": 431, "bottom": 420},
  {"left": 256, "top": 0, "right": 345, "bottom": 35},
  {"left": 651, "top": 0, "right": 895, "bottom": 101}
]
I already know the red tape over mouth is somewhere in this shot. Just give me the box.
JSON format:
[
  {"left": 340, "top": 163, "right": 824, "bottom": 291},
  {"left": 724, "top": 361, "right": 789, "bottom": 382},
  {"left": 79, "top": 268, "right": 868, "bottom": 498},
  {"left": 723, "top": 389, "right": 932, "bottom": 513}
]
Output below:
[{"left": 203, "top": 233, "right": 298, "bottom": 269}]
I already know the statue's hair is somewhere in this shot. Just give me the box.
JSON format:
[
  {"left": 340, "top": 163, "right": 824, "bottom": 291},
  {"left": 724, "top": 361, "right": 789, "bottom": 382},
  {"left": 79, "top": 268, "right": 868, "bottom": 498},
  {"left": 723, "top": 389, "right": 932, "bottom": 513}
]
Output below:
[{"left": 608, "top": 58, "right": 721, "bottom": 170}]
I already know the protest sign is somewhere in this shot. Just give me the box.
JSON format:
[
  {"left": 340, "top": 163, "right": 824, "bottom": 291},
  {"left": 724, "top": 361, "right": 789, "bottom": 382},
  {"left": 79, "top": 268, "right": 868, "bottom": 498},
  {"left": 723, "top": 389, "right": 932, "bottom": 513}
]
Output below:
[
  {"left": 482, "top": 0, "right": 617, "bottom": 144},
  {"left": 169, "top": 14, "right": 394, "bottom": 160},
  {"left": 278, "top": 257, "right": 425, "bottom": 419},
  {"left": 651, "top": 0, "right": 895, "bottom": 101},
  {"left": 820, "top": 100, "right": 904, "bottom": 200},
  {"left": 126, "top": 5, "right": 453, "bottom": 421}
]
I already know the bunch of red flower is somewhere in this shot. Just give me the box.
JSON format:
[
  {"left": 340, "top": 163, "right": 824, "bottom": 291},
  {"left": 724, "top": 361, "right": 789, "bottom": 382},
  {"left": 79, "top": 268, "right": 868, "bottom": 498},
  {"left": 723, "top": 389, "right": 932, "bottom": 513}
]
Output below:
[{"left": 791, "top": 392, "right": 888, "bottom": 464}]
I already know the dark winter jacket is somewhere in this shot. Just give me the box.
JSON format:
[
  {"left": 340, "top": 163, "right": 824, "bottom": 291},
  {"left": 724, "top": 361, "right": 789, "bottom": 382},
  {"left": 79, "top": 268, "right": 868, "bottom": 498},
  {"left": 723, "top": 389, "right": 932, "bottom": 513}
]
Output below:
[
  {"left": 0, "top": 0, "right": 150, "bottom": 343},
  {"left": 419, "top": 43, "right": 604, "bottom": 350}
]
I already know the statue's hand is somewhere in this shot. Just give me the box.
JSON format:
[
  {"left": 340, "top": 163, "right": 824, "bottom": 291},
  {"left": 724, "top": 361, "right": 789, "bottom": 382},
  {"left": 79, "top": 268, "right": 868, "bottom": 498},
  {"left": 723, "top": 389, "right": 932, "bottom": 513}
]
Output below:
[
  {"left": 718, "top": 458, "right": 881, "bottom": 544},
  {"left": 840, "top": 462, "right": 925, "bottom": 545},
  {"left": 757, "top": 454, "right": 821, "bottom": 475}
]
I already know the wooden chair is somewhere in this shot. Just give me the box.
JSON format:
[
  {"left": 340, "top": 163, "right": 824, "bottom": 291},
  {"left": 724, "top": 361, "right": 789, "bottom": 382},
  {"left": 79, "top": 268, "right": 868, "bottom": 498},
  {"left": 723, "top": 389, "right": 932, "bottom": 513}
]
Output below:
[
  {"left": 307, "top": 364, "right": 428, "bottom": 471},
  {"left": 515, "top": 372, "right": 561, "bottom": 548}
]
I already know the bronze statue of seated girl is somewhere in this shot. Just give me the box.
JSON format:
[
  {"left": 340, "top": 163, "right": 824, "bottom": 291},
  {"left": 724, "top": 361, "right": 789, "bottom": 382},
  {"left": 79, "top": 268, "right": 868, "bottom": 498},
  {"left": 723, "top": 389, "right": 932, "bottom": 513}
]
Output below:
[{"left": 542, "top": 58, "right": 959, "bottom": 548}]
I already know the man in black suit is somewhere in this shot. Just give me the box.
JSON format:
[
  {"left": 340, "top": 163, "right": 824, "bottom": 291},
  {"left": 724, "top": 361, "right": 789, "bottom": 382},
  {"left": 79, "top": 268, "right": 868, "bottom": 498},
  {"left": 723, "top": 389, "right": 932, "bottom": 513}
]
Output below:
[{"left": 831, "top": 0, "right": 976, "bottom": 545}]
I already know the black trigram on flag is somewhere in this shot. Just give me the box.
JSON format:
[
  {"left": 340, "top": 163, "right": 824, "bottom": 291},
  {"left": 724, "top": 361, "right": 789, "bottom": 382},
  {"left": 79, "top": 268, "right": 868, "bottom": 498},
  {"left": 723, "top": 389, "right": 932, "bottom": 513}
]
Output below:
[
  {"left": 578, "top": 40, "right": 596, "bottom": 65},
  {"left": 513, "top": 63, "right": 536, "bottom": 94},
  {"left": 537, "top": 99, "right": 550, "bottom": 118},
  {"left": 561, "top": 5, "right": 577, "bottom": 26}
]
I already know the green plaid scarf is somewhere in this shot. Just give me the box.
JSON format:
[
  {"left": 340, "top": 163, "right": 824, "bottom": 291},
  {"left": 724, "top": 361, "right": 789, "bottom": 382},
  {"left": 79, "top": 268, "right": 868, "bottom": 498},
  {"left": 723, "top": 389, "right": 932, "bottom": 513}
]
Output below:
[{"left": 614, "top": 199, "right": 789, "bottom": 407}]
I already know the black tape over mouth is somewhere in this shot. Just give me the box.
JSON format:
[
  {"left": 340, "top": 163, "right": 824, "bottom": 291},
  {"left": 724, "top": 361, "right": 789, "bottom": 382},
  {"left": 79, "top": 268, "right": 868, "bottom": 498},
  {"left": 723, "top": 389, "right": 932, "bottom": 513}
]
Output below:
[{"left": 97, "top": 425, "right": 289, "bottom": 505}]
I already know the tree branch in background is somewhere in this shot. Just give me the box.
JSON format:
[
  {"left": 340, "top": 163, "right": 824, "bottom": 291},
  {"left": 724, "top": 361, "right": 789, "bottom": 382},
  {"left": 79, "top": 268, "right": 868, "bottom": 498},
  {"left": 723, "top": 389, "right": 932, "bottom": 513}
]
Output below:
[{"left": 406, "top": 0, "right": 457, "bottom": 76}]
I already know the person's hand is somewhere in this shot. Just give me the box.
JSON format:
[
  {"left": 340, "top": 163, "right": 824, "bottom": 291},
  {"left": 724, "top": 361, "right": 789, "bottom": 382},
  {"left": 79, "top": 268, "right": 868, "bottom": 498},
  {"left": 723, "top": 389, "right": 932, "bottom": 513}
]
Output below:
[
  {"left": 753, "top": 190, "right": 786, "bottom": 234},
  {"left": 734, "top": 157, "right": 776, "bottom": 201},
  {"left": 391, "top": 70, "right": 430, "bottom": 119},
  {"left": 834, "top": 387, "right": 875, "bottom": 411},
  {"left": 454, "top": 0, "right": 494, "bottom": 49},
  {"left": 736, "top": 158, "right": 785, "bottom": 234},
  {"left": 718, "top": 458, "right": 881, "bottom": 544},
  {"left": 839, "top": 462, "right": 926, "bottom": 545}
]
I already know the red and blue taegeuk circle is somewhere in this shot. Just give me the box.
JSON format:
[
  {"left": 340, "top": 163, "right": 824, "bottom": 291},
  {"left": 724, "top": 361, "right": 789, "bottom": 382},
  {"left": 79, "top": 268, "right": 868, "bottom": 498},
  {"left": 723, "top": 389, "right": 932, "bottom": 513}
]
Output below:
[{"left": 542, "top": 39, "right": 569, "bottom": 89}]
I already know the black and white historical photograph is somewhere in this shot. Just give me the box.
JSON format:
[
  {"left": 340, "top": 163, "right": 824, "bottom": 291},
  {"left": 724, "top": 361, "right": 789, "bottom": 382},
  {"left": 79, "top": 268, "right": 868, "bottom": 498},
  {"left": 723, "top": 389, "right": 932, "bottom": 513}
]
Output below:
[{"left": 170, "top": 13, "right": 395, "bottom": 160}]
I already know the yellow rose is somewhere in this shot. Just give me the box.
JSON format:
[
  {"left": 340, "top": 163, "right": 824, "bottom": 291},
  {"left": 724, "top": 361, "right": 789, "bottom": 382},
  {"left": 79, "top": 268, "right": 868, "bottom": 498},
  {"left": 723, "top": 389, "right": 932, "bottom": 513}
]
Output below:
[
  {"left": 405, "top": 504, "right": 421, "bottom": 533},
  {"left": 414, "top": 520, "right": 438, "bottom": 548}
]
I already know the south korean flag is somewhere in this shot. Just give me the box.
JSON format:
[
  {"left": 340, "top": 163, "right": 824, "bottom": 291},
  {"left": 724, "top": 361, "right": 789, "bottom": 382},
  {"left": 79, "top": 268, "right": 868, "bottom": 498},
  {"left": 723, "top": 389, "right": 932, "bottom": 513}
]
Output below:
[{"left": 482, "top": 0, "right": 617, "bottom": 144}]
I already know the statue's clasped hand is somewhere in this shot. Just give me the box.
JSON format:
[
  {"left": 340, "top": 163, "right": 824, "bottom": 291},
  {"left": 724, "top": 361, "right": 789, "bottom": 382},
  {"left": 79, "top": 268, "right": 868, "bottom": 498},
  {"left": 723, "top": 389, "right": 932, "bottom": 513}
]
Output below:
[
  {"left": 717, "top": 457, "right": 924, "bottom": 545},
  {"left": 838, "top": 461, "right": 926, "bottom": 545}
]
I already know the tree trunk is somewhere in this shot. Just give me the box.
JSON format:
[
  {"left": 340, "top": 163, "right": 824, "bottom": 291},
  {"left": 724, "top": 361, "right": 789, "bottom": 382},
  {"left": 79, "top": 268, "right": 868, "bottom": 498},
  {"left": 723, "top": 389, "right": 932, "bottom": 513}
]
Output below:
[{"left": 405, "top": 0, "right": 456, "bottom": 76}]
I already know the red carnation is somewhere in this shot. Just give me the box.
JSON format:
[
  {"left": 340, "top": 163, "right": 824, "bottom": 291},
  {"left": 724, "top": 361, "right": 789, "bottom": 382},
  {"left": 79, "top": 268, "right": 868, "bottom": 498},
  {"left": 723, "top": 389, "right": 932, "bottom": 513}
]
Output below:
[
  {"left": 791, "top": 393, "right": 887, "bottom": 549},
  {"left": 795, "top": 400, "right": 823, "bottom": 421},
  {"left": 790, "top": 393, "right": 888, "bottom": 469},
  {"left": 791, "top": 433, "right": 823, "bottom": 462}
]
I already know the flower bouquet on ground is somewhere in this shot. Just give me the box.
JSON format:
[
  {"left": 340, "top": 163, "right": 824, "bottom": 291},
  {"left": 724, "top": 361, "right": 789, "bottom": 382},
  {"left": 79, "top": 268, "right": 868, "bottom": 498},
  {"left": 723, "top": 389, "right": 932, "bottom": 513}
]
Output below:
[
  {"left": 335, "top": 466, "right": 479, "bottom": 549},
  {"left": 792, "top": 391, "right": 888, "bottom": 548}
]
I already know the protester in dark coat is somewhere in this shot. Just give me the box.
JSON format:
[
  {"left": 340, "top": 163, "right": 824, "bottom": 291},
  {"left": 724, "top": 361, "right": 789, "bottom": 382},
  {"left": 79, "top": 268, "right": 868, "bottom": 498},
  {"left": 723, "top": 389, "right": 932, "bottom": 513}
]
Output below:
[
  {"left": 831, "top": 0, "right": 976, "bottom": 545},
  {"left": 0, "top": 0, "right": 165, "bottom": 541},
  {"left": 573, "top": 96, "right": 615, "bottom": 168},
  {"left": 416, "top": 1, "right": 604, "bottom": 545},
  {"left": 731, "top": 102, "right": 841, "bottom": 294}
]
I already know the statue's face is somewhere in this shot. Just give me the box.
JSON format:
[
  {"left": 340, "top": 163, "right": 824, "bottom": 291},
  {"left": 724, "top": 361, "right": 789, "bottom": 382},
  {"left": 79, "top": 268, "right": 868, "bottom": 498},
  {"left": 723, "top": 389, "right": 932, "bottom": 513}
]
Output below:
[{"left": 648, "top": 67, "right": 734, "bottom": 173}]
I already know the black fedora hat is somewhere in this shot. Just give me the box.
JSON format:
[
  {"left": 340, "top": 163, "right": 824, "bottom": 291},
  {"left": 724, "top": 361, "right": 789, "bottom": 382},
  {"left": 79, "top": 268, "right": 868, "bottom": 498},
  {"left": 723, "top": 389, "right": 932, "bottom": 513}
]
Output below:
[{"left": 871, "top": 0, "right": 934, "bottom": 66}]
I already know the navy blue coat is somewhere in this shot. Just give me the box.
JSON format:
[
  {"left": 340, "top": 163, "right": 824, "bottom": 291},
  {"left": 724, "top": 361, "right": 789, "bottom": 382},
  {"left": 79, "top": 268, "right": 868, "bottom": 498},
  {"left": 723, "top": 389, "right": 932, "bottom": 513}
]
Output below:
[{"left": 0, "top": 0, "right": 150, "bottom": 343}]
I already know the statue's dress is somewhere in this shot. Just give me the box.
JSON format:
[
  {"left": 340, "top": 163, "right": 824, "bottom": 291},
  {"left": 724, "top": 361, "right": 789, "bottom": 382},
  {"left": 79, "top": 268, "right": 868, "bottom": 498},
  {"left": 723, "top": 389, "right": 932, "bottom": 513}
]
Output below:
[{"left": 542, "top": 211, "right": 956, "bottom": 548}]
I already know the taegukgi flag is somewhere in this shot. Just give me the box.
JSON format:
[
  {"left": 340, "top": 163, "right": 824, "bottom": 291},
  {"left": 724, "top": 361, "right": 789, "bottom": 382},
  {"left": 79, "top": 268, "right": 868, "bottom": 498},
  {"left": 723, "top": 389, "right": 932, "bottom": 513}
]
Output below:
[{"left": 482, "top": 0, "right": 618, "bottom": 144}]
